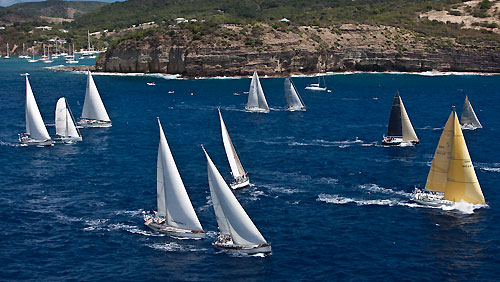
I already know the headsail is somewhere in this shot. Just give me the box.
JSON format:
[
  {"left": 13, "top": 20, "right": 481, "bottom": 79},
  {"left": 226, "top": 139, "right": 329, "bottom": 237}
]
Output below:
[
  {"left": 203, "top": 147, "right": 268, "bottom": 246},
  {"left": 25, "top": 76, "right": 50, "bottom": 140},
  {"left": 55, "top": 97, "right": 80, "bottom": 138},
  {"left": 156, "top": 118, "right": 204, "bottom": 232},
  {"left": 426, "top": 109, "right": 485, "bottom": 204},
  {"left": 81, "top": 71, "right": 111, "bottom": 122},
  {"left": 246, "top": 71, "right": 269, "bottom": 112},
  {"left": 218, "top": 109, "right": 246, "bottom": 179},
  {"left": 284, "top": 77, "right": 306, "bottom": 111},
  {"left": 399, "top": 97, "right": 418, "bottom": 142},
  {"left": 460, "top": 96, "right": 482, "bottom": 128}
]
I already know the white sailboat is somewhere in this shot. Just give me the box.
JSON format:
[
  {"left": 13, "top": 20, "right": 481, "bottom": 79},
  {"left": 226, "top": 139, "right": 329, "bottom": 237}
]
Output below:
[
  {"left": 18, "top": 74, "right": 53, "bottom": 146},
  {"left": 245, "top": 70, "right": 269, "bottom": 113},
  {"left": 19, "top": 43, "right": 29, "bottom": 59},
  {"left": 382, "top": 91, "right": 419, "bottom": 146},
  {"left": 460, "top": 95, "right": 482, "bottom": 130},
  {"left": 144, "top": 118, "right": 205, "bottom": 239},
  {"left": 4, "top": 43, "right": 10, "bottom": 59},
  {"left": 202, "top": 146, "right": 271, "bottom": 255},
  {"left": 27, "top": 48, "right": 38, "bottom": 63},
  {"left": 411, "top": 107, "right": 486, "bottom": 206},
  {"left": 78, "top": 71, "right": 112, "bottom": 127},
  {"left": 218, "top": 108, "right": 250, "bottom": 189},
  {"left": 284, "top": 77, "right": 306, "bottom": 111},
  {"left": 42, "top": 46, "right": 53, "bottom": 63},
  {"left": 66, "top": 44, "right": 79, "bottom": 64},
  {"left": 305, "top": 76, "right": 327, "bottom": 91},
  {"left": 54, "top": 97, "right": 82, "bottom": 142}
]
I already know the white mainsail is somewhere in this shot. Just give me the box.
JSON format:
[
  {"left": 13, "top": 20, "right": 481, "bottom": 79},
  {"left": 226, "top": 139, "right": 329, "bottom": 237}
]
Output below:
[
  {"left": 399, "top": 96, "right": 418, "bottom": 142},
  {"left": 218, "top": 109, "right": 246, "bottom": 179},
  {"left": 55, "top": 97, "right": 80, "bottom": 138},
  {"left": 25, "top": 76, "right": 50, "bottom": 141},
  {"left": 203, "top": 147, "right": 268, "bottom": 246},
  {"left": 284, "top": 77, "right": 306, "bottom": 111},
  {"left": 246, "top": 70, "right": 269, "bottom": 112},
  {"left": 460, "top": 96, "right": 482, "bottom": 128},
  {"left": 156, "top": 118, "right": 203, "bottom": 232},
  {"left": 81, "top": 71, "right": 110, "bottom": 122}
]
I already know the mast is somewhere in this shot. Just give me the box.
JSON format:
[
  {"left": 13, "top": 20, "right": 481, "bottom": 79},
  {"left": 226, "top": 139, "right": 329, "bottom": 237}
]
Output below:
[{"left": 218, "top": 109, "right": 246, "bottom": 179}]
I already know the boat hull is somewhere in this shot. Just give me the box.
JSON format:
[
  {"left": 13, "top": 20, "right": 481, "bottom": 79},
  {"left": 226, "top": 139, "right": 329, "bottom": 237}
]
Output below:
[
  {"left": 245, "top": 106, "right": 269, "bottom": 113},
  {"left": 305, "top": 86, "right": 327, "bottom": 91},
  {"left": 460, "top": 124, "right": 480, "bottom": 130},
  {"left": 144, "top": 218, "right": 205, "bottom": 239},
  {"left": 381, "top": 136, "right": 419, "bottom": 146},
  {"left": 19, "top": 137, "right": 54, "bottom": 147},
  {"left": 230, "top": 178, "right": 250, "bottom": 190},
  {"left": 53, "top": 136, "right": 83, "bottom": 143},
  {"left": 410, "top": 188, "right": 454, "bottom": 207},
  {"left": 78, "top": 119, "right": 112, "bottom": 128},
  {"left": 214, "top": 242, "right": 272, "bottom": 255}
]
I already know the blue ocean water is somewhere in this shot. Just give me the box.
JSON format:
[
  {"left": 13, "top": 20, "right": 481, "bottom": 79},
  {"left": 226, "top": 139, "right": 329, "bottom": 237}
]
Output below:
[{"left": 1, "top": 58, "right": 499, "bottom": 281}]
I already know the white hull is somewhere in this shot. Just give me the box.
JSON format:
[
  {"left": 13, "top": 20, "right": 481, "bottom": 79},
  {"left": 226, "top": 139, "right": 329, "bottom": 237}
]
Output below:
[
  {"left": 305, "top": 86, "right": 327, "bottom": 91},
  {"left": 18, "top": 136, "right": 54, "bottom": 147},
  {"left": 214, "top": 241, "right": 271, "bottom": 255},
  {"left": 27, "top": 59, "right": 38, "bottom": 63},
  {"left": 286, "top": 107, "right": 306, "bottom": 112},
  {"left": 460, "top": 124, "right": 479, "bottom": 130},
  {"left": 245, "top": 106, "right": 269, "bottom": 113},
  {"left": 77, "top": 119, "right": 112, "bottom": 128},
  {"left": 144, "top": 217, "right": 205, "bottom": 239},
  {"left": 381, "top": 136, "right": 418, "bottom": 146},
  {"left": 53, "top": 136, "right": 82, "bottom": 143},
  {"left": 66, "top": 60, "right": 79, "bottom": 64},
  {"left": 230, "top": 178, "right": 250, "bottom": 189},
  {"left": 410, "top": 188, "right": 454, "bottom": 207},
  {"left": 19, "top": 55, "right": 30, "bottom": 59}
]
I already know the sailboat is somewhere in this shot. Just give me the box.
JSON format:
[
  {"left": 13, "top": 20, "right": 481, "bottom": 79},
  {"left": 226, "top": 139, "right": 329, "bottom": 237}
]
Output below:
[
  {"left": 42, "top": 46, "right": 53, "bottom": 63},
  {"left": 77, "top": 71, "right": 112, "bottom": 127},
  {"left": 284, "top": 77, "right": 306, "bottom": 111},
  {"left": 65, "top": 44, "right": 79, "bottom": 64},
  {"left": 218, "top": 108, "right": 250, "bottom": 189},
  {"left": 305, "top": 76, "right": 327, "bottom": 91},
  {"left": 202, "top": 146, "right": 271, "bottom": 255},
  {"left": 382, "top": 91, "right": 419, "bottom": 146},
  {"left": 27, "top": 48, "right": 38, "bottom": 63},
  {"left": 18, "top": 43, "right": 29, "bottom": 59},
  {"left": 4, "top": 43, "right": 10, "bottom": 59},
  {"left": 460, "top": 95, "right": 482, "bottom": 130},
  {"left": 54, "top": 97, "right": 82, "bottom": 142},
  {"left": 245, "top": 70, "right": 270, "bottom": 113},
  {"left": 411, "top": 107, "right": 486, "bottom": 206},
  {"left": 18, "top": 74, "right": 53, "bottom": 146},
  {"left": 144, "top": 118, "right": 205, "bottom": 239}
]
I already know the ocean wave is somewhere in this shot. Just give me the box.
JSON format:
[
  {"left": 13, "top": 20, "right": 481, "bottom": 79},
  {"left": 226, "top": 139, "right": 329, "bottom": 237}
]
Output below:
[
  {"left": 82, "top": 218, "right": 109, "bottom": 231},
  {"left": 114, "top": 209, "right": 144, "bottom": 217},
  {"left": 288, "top": 138, "right": 363, "bottom": 148},
  {"left": 146, "top": 242, "right": 208, "bottom": 252},
  {"left": 476, "top": 163, "right": 500, "bottom": 173},
  {"left": 316, "top": 177, "right": 339, "bottom": 185},
  {"left": 357, "top": 183, "right": 412, "bottom": 197},
  {"left": 0, "top": 140, "right": 21, "bottom": 147}
]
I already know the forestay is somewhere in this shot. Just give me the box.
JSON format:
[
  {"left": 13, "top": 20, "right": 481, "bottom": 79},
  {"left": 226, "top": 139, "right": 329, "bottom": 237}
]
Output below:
[
  {"left": 81, "top": 71, "right": 111, "bottom": 122},
  {"left": 25, "top": 76, "right": 50, "bottom": 140}
]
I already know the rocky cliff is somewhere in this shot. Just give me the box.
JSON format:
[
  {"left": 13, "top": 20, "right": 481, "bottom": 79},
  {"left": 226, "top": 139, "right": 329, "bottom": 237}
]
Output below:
[{"left": 96, "top": 24, "right": 500, "bottom": 76}]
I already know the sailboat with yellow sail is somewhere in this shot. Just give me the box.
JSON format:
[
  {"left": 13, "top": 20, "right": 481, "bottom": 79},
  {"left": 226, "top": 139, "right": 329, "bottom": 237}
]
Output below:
[{"left": 411, "top": 107, "right": 486, "bottom": 206}]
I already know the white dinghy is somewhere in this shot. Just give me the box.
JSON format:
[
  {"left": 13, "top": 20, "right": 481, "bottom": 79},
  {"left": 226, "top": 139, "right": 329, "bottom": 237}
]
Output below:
[
  {"left": 382, "top": 91, "right": 419, "bottom": 146},
  {"left": 54, "top": 97, "right": 82, "bottom": 143},
  {"left": 284, "top": 77, "right": 306, "bottom": 111},
  {"left": 78, "top": 71, "right": 111, "bottom": 127},
  {"left": 202, "top": 146, "right": 271, "bottom": 255},
  {"left": 305, "top": 76, "right": 327, "bottom": 92},
  {"left": 218, "top": 108, "right": 250, "bottom": 189},
  {"left": 460, "top": 95, "right": 482, "bottom": 130},
  {"left": 144, "top": 118, "right": 205, "bottom": 239},
  {"left": 18, "top": 74, "right": 53, "bottom": 146},
  {"left": 245, "top": 70, "right": 269, "bottom": 113}
]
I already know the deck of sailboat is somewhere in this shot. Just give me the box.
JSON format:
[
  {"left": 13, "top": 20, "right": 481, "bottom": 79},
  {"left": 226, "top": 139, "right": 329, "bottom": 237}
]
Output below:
[{"left": 144, "top": 216, "right": 206, "bottom": 239}]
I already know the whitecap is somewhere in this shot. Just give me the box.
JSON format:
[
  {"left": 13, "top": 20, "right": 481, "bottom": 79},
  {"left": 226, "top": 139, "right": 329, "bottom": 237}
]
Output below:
[
  {"left": 146, "top": 242, "right": 208, "bottom": 252},
  {"left": 358, "top": 183, "right": 412, "bottom": 197}
]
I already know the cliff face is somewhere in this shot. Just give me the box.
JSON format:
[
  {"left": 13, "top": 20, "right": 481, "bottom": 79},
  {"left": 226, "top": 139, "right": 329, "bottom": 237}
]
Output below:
[{"left": 96, "top": 24, "right": 500, "bottom": 76}]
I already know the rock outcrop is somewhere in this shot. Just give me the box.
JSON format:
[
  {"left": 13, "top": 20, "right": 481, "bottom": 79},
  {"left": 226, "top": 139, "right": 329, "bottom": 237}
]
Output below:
[{"left": 96, "top": 24, "right": 500, "bottom": 76}]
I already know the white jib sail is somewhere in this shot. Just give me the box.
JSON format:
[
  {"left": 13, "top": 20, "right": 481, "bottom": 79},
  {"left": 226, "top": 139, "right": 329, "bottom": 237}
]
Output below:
[
  {"left": 55, "top": 97, "right": 80, "bottom": 138},
  {"left": 156, "top": 119, "right": 203, "bottom": 232},
  {"left": 25, "top": 76, "right": 50, "bottom": 140},
  {"left": 284, "top": 77, "right": 305, "bottom": 110},
  {"left": 247, "top": 71, "right": 269, "bottom": 111},
  {"left": 218, "top": 109, "right": 246, "bottom": 179},
  {"left": 203, "top": 147, "right": 267, "bottom": 246},
  {"left": 81, "top": 71, "right": 111, "bottom": 121},
  {"left": 461, "top": 96, "right": 482, "bottom": 128},
  {"left": 399, "top": 97, "right": 418, "bottom": 142}
]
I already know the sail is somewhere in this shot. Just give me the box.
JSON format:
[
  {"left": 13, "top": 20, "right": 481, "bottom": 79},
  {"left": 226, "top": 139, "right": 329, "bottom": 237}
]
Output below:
[
  {"left": 218, "top": 109, "right": 246, "bottom": 179},
  {"left": 156, "top": 119, "right": 203, "bottom": 231},
  {"left": 81, "top": 71, "right": 111, "bottom": 122},
  {"left": 284, "top": 78, "right": 306, "bottom": 110},
  {"left": 387, "top": 92, "right": 403, "bottom": 137},
  {"left": 25, "top": 76, "right": 50, "bottom": 140},
  {"left": 400, "top": 97, "right": 418, "bottom": 141},
  {"left": 247, "top": 71, "right": 269, "bottom": 111},
  {"left": 444, "top": 111, "right": 485, "bottom": 204},
  {"left": 55, "top": 97, "right": 80, "bottom": 138},
  {"left": 203, "top": 148, "right": 268, "bottom": 246},
  {"left": 460, "top": 96, "right": 482, "bottom": 128}
]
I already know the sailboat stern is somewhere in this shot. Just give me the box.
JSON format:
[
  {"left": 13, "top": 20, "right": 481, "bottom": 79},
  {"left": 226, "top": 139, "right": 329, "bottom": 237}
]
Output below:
[
  {"left": 144, "top": 215, "right": 206, "bottom": 239},
  {"left": 77, "top": 119, "right": 112, "bottom": 128},
  {"left": 230, "top": 177, "right": 250, "bottom": 189},
  {"left": 213, "top": 235, "right": 271, "bottom": 254}
]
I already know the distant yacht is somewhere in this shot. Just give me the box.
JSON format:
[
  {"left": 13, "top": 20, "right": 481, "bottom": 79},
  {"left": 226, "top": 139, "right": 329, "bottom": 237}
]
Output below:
[
  {"left": 18, "top": 74, "right": 53, "bottom": 146},
  {"left": 305, "top": 76, "right": 327, "bottom": 91},
  {"left": 18, "top": 43, "right": 30, "bottom": 59},
  {"left": 4, "top": 43, "right": 10, "bottom": 59},
  {"left": 202, "top": 146, "right": 271, "bottom": 255},
  {"left": 411, "top": 107, "right": 486, "bottom": 206},
  {"left": 218, "top": 108, "right": 250, "bottom": 189},
  {"left": 284, "top": 77, "right": 306, "bottom": 111},
  {"left": 78, "top": 71, "right": 112, "bottom": 127},
  {"left": 144, "top": 118, "right": 205, "bottom": 239},
  {"left": 54, "top": 97, "right": 82, "bottom": 143},
  {"left": 382, "top": 91, "right": 419, "bottom": 146},
  {"left": 245, "top": 70, "right": 269, "bottom": 113},
  {"left": 460, "top": 95, "right": 482, "bottom": 130}
]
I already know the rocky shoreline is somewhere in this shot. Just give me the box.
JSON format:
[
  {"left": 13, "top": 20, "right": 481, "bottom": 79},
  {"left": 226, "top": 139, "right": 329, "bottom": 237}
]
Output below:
[{"left": 93, "top": 24, "right": 500, "bottom": 77}]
